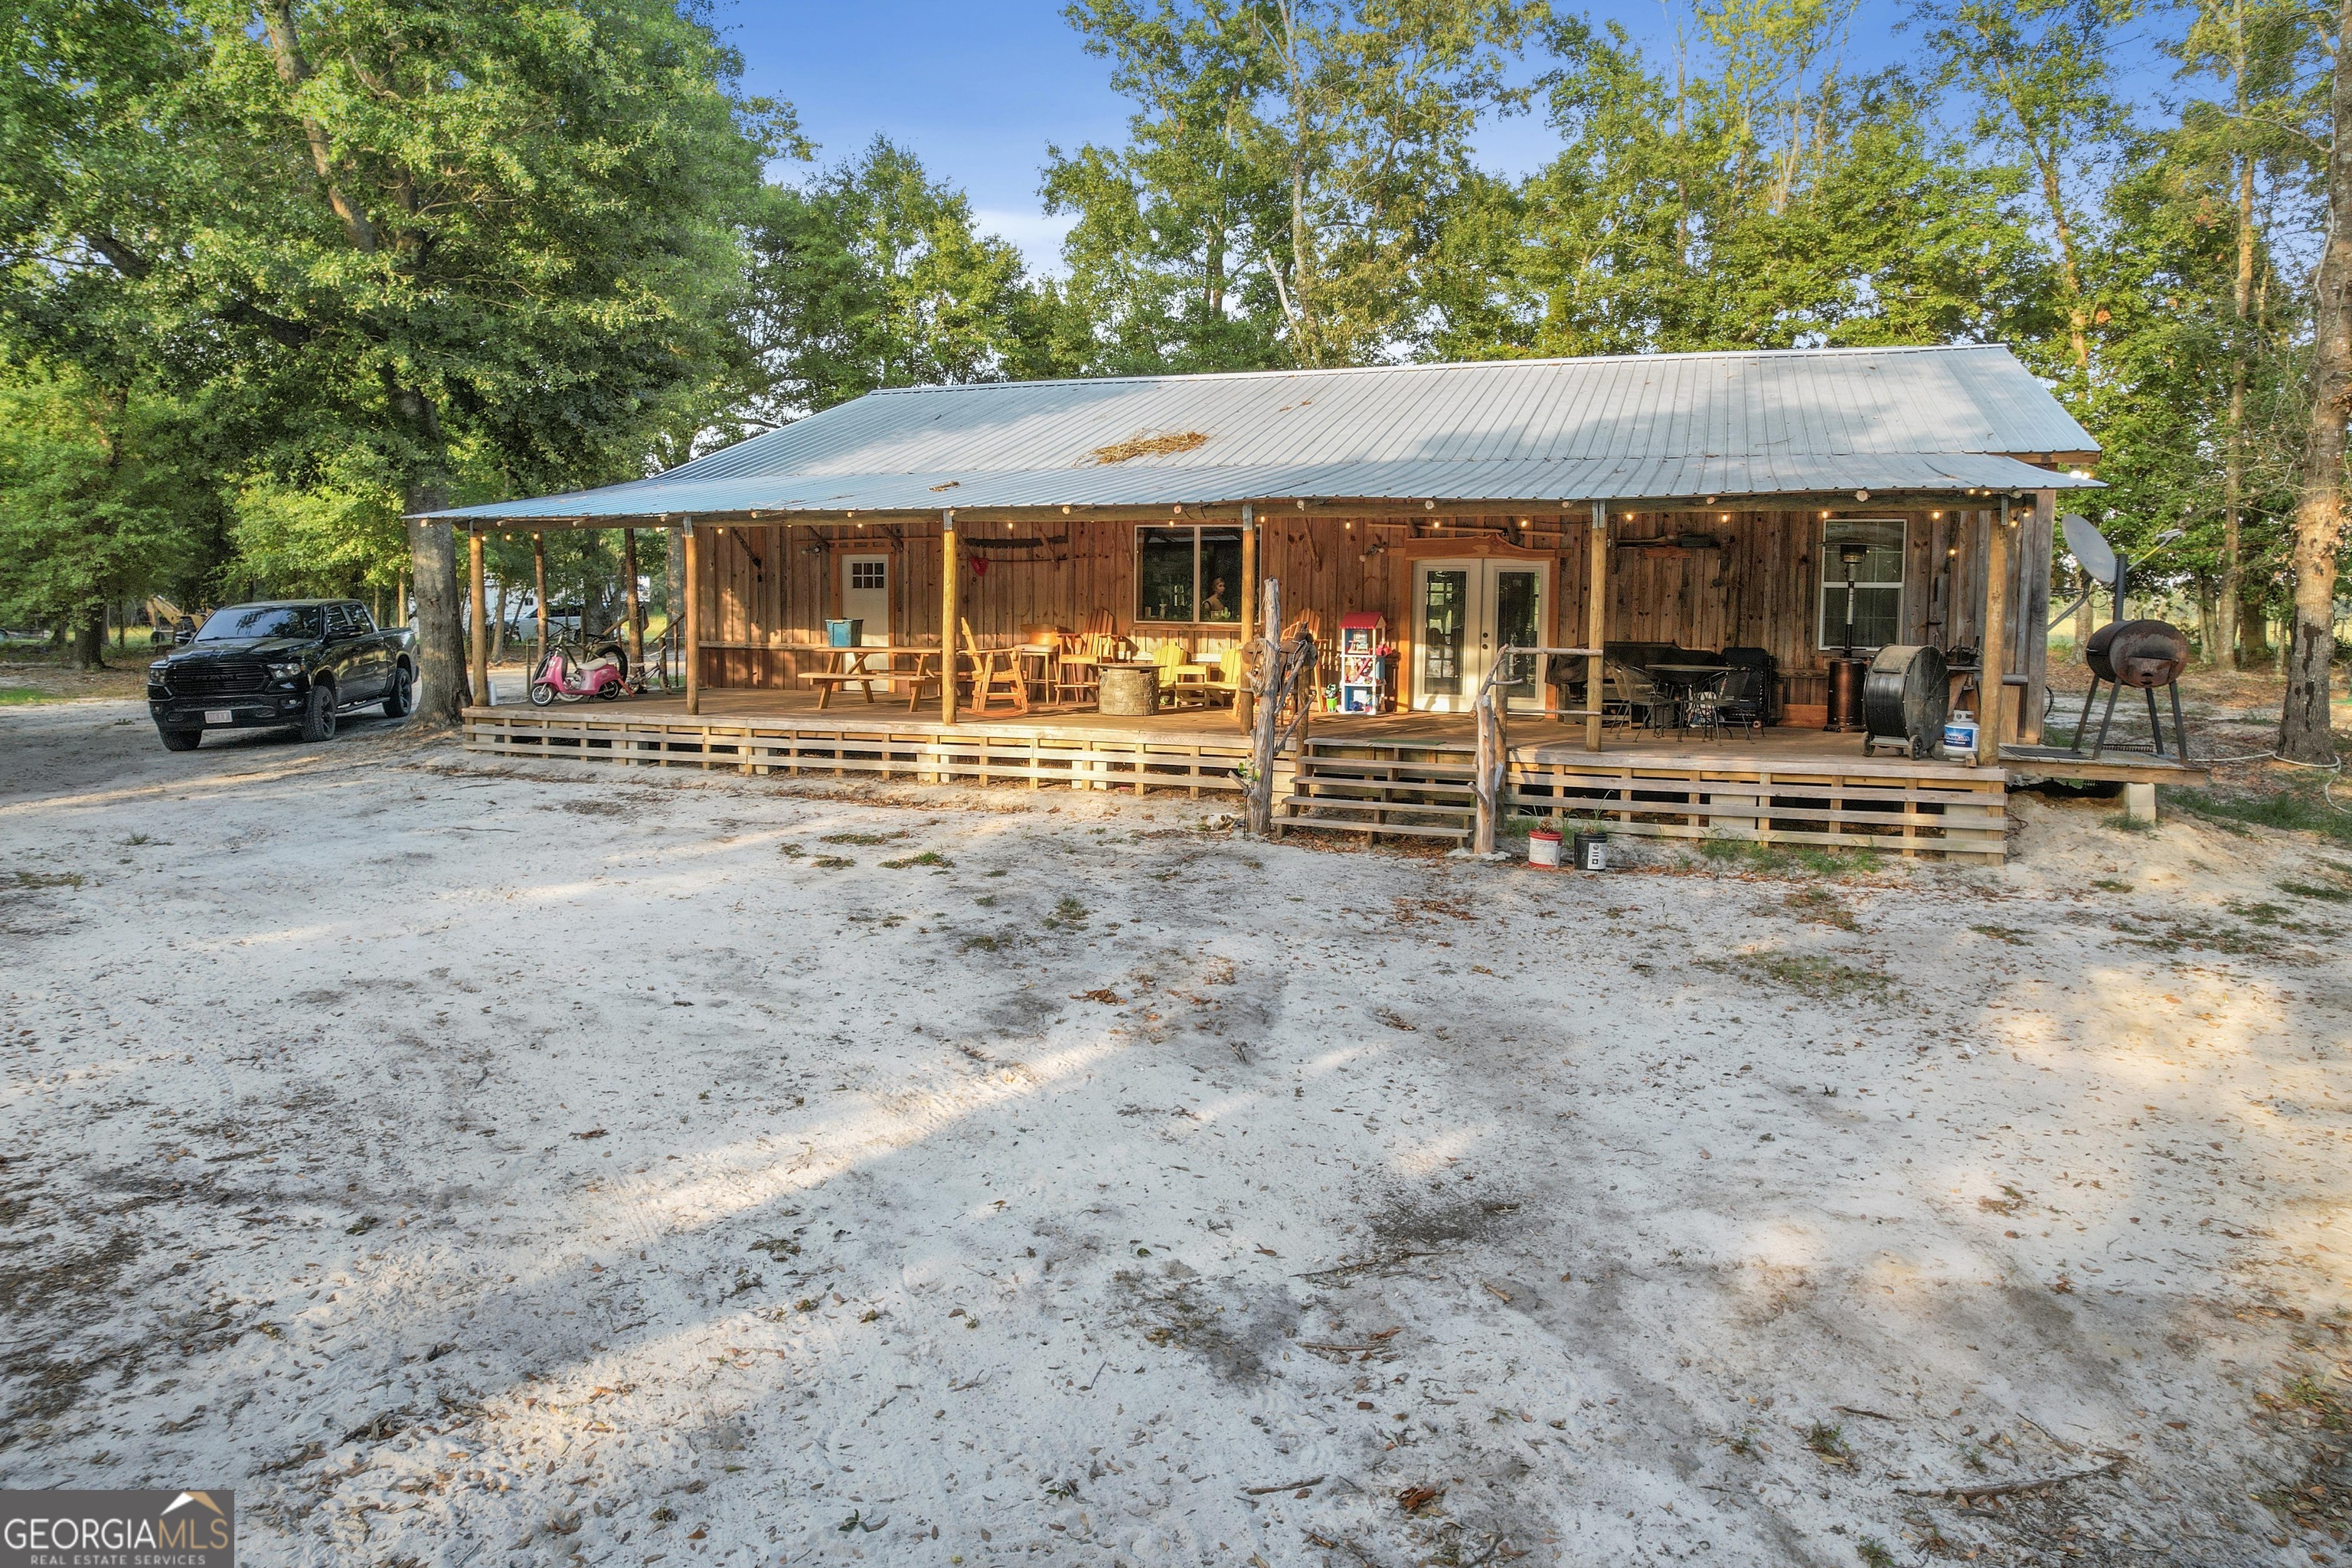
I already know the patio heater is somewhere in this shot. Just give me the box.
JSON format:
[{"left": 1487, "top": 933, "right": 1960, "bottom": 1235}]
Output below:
[{"left": 1824, "top": 541, "right": 1870, "bottom": 733}]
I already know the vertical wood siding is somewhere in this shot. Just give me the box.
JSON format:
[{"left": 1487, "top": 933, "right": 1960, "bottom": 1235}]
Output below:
[{"left": 694, "top": 505, "right": 2042, "bottom": 724}]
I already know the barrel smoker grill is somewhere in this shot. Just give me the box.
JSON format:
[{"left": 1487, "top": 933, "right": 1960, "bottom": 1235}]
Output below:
[{"left": 2070, "top": 619, "right": 2192, "bottom": 762}]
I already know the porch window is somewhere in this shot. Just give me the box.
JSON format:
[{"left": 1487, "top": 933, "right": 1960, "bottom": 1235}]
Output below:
[
  {"left": 1817, "top": 519, "right": 1906, "bottom": 650},
  {"left": 1135, "top": 526, "right": 1243, "bottom": 624}
]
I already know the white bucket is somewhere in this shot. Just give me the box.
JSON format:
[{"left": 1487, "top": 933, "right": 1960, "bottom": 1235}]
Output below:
[
  {"left": 1942, "top": 712, "right": 1978, "bottom": 758},
  {"left": 1528, "top": 828, "right": 1563, "bottom": 867}
]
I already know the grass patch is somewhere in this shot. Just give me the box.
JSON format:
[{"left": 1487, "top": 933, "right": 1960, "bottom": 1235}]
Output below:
[
  {"left": 809, "top": 855, "right": 855, "bottom": 871},
  {"left": 1783, "top": 887, "right": 1858, "bottom": 930},
  {"left": 10, "top": 870, "right": 84, "bottom": 890},
  {"left": 1970, "top": 923, "right": 2028, "bottom": 944},
  {"left": 879, "top": 851, "right": 952, "bottom": 869},
  {"left": 2102, "top": 812, "right": 2156, "bottom": 834},
  {"left": 1043, "top": 895, "right": 1089, "bottom": 929},
  {"left": 960, "top": 933, "right": 1008, "bottom": 952},
  {"left": 2165, "top": 780, "right": 2352, "bottom": 847},
  {"left": 1698, "top": 837, "right": 1877, "bottom": 878},
  {"left": 1802, "top": 1419, "right": 1850, "bottom": 1462},
  {"left": 0, "top": 687, "right": 59, "bottom": 705},
  {"left": 1698, "top": 952, "right": 1898, "bottom": 1004},
  {"left": 2110, "top": 912, "right": 2305, "bottom": 959},
  {"left": 2090, "top": 877, "right": 2133, "bottom": 892},
  {"left": 2281, "top": 879, "right": 2352, "bottom": 902},
  {"left": 2226, "top": 897, "right": 2336, "bottom": 936},
  {"left": 821, "top": 831, "right": 907, "bottom": 847}
]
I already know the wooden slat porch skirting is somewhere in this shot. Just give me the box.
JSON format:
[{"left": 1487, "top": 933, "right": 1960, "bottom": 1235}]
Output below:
[
  {"left": 464, "top": 706, "right": 1259, "bottom": 797},
  {"left": 466, "top": 704, "right": 2015, "bottom": 860},
  {"left": 1508, "top": 750, "right": 2009, "bottom": 861}
]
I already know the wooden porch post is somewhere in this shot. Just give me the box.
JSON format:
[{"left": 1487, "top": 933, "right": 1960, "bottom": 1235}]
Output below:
[
  {"left": 2018, "top": 488, "right": 2056, "bottom": 744},
  {"left": 1585, "top": 501, "right": 1609, "bottom": 752},
  {"left": 1978, "top": 500, "right": 2013, "bottom": 764},
  {"left": 1236, "top": 504, "right": 1256, "bottom": 731},
  {"left": 468, "top": 527, "right": 489, "bottom": 707},
  {"left": 531, "top": 532, "right": 547, "bottom": 660},
  {"left": 939, "top": 509, "right": 959, "bottom": 726},
  {"left": 622, "top": 528, "right": 645, "bottom": 675},
  {"left": 683, "top": 518, "right": 701, "bottom": 716}
]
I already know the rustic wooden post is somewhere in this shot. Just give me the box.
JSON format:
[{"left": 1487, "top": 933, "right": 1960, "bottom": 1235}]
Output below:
[
  {"left": 622, "top": 528, "right": 645, "bottom": 676},
  {"left": 682, "top": 517, "right": 702, "bottom": 716},
  {"left": 1979, "top": 501, "right": 2013, "bottom": 764},
  {"left": 1585, "top": 501, "right": 1609, "bottom": 751},
  {"left": 1472, "top": 688, "right": 1500, "bottom": 854},
  {"left": 2018, "top": 488, "right": 2055, "bottom": 744},
  {"left": 532, "top": 531, "right": 547, "bottom": 660},
  {"left": 1236, "top": 504, "right": 1256, "bottom": 732},
  {"left": 1246, "top": 579, "right": 1282, "bottom": 836},
  {"left": 940, "top": 509, "right": 959, "bottom": 726},
  {"left": 468, "top": 527, "right": 489, "bottom": 707}
]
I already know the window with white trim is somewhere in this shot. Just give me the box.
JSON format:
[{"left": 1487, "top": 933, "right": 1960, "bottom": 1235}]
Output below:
[{"left": 1817, "top": 519, "right": 1906, "bottom": 651}]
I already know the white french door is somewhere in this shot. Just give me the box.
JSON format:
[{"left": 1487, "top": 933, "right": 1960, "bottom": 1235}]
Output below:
[{"left": 1411, "top": 559, "right": 1551, "bottom": 713}]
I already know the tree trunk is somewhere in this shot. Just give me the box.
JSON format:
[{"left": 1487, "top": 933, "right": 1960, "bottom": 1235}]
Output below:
[
  {"left": 404, "top": 493, "right": 468, "bottom": 724},
  {"left": 2239, "top": 583, "right": 2273, "bottom": 665},
  {"left": 69, "top": 606, "right": 106, "bottom": 670},
  {"left": 2223, "top": 149, "right": 2254, "bottom": 668},
  {"left": 2280, "top": 0, "right": 2352, "bottom": 763}
]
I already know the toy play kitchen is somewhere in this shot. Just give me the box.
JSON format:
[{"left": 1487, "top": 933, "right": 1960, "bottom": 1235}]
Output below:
[{"left": 1336, "top": 612, "right": 1390, "bottom": 714}]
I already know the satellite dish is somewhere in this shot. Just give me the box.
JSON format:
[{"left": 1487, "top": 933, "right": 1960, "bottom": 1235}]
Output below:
[{"left": 2062, "top": 513, "right": 2116, "bottom": 583}]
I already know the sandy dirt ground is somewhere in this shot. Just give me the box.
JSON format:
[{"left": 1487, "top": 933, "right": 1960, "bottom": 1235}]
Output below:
[{"left": 5, "top": 697, "right": 2352, "bottom": 1567}]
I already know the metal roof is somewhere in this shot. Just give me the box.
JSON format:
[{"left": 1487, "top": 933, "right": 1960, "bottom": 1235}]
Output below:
[{"left": 426, "top": 345, "right": 2098, "bottom": 523}]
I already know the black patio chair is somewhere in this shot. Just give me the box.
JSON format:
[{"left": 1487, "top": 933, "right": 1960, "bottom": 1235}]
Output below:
[{"left": 1717, "top": 647, "right": 1776, "bottom": 733}]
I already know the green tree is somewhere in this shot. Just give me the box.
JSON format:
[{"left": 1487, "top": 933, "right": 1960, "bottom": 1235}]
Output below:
[
  {"left": 0, "top": 358, "right": 220, "bottom": 665},
  {"left": 3, "top": 0, "right": 787, "bottom": 721},
  {"left": 1911, "top": 0, "right": 2134, "bottom": 378},
  {"left": 2168, "top": 0, "right": 2328, "bottom": 665},
  {"left": 744, "top": 139, "right": 1043, "bottom": 415},
  {"left": 1482, "top": 5, "right": 2050, "bottom": 356},
  {"left": 1047, "top": 0, "right": 1544, "bottom": 371},
  {"left": 2280, "top": 0, "right": 2352, "bottom": 762}
]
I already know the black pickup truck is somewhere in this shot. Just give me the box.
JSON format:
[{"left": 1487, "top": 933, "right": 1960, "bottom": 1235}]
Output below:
[{"left": 146, "top": 599, "right": 417, "bottom": 750}]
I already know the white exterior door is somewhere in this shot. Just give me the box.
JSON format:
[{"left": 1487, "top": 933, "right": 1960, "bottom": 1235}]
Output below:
[
  {"left": 1411, "top": 559, "right": 1550, "bottom": 713},
  {"left": 841, "top": 555, "right": 890, "bottom": 645}
]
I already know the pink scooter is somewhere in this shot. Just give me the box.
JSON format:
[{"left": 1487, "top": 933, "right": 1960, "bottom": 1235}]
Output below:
[{"left": 528, "top": 644, "right": 629, "bottom": 706}]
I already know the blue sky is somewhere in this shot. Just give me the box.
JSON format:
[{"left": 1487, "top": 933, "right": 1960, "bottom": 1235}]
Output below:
[{"left": 718, "top": 1, "right": 2170, "bottom": 274}]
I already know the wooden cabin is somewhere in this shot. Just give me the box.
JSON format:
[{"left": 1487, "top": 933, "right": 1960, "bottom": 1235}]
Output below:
[{"left": 431, "top": 345, "right": 2154, "bottom": 858}]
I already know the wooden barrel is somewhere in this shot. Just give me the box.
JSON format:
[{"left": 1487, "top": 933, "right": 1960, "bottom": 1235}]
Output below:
[{"left": 1098, "top": 662, "right": 1160, "bottom": 717}]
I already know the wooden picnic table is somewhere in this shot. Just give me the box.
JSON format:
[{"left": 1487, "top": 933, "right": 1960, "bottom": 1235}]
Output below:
[{"left": 803, "top": 645, "right": 941, "bottom": 710}]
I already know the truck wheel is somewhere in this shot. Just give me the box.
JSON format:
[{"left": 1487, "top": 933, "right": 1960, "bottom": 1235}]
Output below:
[
  {"left": 299, "top": 682, "right": 338, "bottom": 742},
  {"left": 156, "top": 725, "right": 202, "bottom": 752},
  {"left": 381, "top": 662, "right": 413, "bottom": 718}
]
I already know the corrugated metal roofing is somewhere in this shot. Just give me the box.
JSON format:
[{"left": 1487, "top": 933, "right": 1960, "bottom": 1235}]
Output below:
[{"left": 426, "top": 345, "right": 2099, "bottom": 522}]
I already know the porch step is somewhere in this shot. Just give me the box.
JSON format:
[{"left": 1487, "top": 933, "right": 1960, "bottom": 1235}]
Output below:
[
  {"left": 1279, "top": 806, "right": 1472, "bottom": 842},
  {"left": 1279, "top": 738, "right": 1480, "bottom": 844}
]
